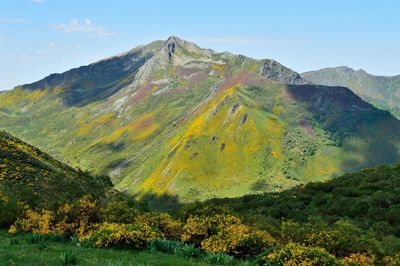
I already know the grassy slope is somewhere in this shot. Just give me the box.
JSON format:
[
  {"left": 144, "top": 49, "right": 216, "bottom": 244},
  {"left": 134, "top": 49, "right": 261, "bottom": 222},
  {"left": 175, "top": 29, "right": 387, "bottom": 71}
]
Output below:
[
  {"left": 0, "top": 230, "right": 214, "bottom": 266},
  {"left": 1, "top": 40, "right": 400, "bottom": 201},
  {"left": 0, "top": 130, "right": 111, "bottom": 209}
]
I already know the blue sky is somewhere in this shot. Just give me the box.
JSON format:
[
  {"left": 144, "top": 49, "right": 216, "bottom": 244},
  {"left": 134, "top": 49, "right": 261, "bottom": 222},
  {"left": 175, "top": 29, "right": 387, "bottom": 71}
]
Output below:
[{"left": 1, "top": 0, "right": 400, "bottom": 90}]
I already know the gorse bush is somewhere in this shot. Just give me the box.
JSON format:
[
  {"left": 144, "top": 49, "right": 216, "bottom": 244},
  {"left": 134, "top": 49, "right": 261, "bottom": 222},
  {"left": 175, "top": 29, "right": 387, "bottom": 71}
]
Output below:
[
  {"left": 262, "top": 242, "right": 339, "bottom": 266},
  {"left": 340, "top": 253, "right": 376, "bottom": 266},
  {"left": 134, "top": 212, "right": 182, "bottom": 240},
  {"left": 83, "top": 222, "right": 161, "bottom": 248},
  {"left": 182, "top": 214, "right": 275, "bottom": 258}
]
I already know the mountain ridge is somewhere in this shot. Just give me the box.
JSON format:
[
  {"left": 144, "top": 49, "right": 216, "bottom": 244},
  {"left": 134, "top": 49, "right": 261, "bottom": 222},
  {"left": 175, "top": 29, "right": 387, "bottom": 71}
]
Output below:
[
  {"left": 1, "top": 37, "right": 400, "bottom": 201},
  {"left": 302, "top": 66, "right": 400, "bottom": 118}
]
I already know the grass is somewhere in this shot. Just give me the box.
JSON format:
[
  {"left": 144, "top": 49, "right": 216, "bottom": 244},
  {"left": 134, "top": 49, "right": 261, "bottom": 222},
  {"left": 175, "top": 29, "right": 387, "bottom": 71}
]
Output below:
[
  {"left": 0, "top": 230, "right": 254, "bottom": 266},
  {"left": 0, "top": 231, "right": 206, "bottom": 266}
]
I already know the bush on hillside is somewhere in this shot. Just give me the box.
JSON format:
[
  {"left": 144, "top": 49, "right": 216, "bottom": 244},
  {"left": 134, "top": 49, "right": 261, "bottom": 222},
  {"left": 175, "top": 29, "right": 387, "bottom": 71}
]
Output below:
[
  {"left": 134, "top": 212, "right": 182, "bottom": 240},
  {"left": 182, "top": 214, "right": 275, "bottom": 258},
  {"left": 83, "top": 222, "right": 161, "bottom": 248},
  {"left": 262, "top": 242, "right": 339, "bottom": 265}
]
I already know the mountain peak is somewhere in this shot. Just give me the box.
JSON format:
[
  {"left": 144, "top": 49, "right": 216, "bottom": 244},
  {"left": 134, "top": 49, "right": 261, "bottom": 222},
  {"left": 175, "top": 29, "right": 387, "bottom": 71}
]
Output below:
[{"left": 165, "top": 36, "right": 180, "bottom": 60}]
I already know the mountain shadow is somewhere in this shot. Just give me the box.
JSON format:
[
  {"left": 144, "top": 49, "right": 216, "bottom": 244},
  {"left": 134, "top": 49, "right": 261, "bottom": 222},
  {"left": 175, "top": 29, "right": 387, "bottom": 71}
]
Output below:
[{"left": 286, "top": 84, "right": 400, "bottom": 173}]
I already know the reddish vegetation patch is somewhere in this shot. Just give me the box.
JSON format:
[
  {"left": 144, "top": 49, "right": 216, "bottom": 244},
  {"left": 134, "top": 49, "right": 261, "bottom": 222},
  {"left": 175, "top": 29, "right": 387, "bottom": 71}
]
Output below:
[
  {"left": 220, "top": 71, "right": 260, "bottom": 91},
  {"left": 299, "top": 120, "right": 315, "bottom": 136},
  {"left": 188, "top": 72, "right": 209, "bottom": 87},
  {"left": 176, "top": 66, "right": 204, "bottom": 77},
  {"left": 130, "top": 81, "right": 154, "bottom": 103},
  {"left": 283, "top": 90, "right": 293, "bottom": 103}
]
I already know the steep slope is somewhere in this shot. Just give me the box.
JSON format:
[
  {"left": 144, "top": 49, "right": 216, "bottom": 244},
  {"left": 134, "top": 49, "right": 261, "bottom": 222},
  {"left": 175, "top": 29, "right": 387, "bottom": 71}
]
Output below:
[
  {"left": 0, "top": 131, "right": 111, "bottom": 208},
  {"left": 1, "top": 37, "right": 400, "bottom": 201},
  {"left": 302, "top": 66, "right": 400, "bottom": 118}
]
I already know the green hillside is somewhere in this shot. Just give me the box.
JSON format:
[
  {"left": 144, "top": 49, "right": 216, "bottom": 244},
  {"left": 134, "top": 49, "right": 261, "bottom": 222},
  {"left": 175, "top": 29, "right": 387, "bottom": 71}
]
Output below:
[
  {"left": 302, "top": 66, "right": 400, "bottom": 118},
  {"left": 1, "top": 37, "right": 400, "bottom": 201},
  {"left": 193, "top": 163, "right": 400, "bottom": 236},
  {"left": 0, "top": 130, "right": 111, "bottom": 211}
]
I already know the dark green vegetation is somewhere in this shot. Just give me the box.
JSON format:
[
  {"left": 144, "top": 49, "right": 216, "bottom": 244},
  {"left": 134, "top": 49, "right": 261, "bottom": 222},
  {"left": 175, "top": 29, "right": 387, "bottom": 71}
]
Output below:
[
  {"left": 302, "top": 66, "right": 400, "bottom": 118},
  {"left": 190, "top": 164, "right": 400, "bottom": 241},
  {"left": 1, "top": 37, "right": 400, "bottom": 200}
]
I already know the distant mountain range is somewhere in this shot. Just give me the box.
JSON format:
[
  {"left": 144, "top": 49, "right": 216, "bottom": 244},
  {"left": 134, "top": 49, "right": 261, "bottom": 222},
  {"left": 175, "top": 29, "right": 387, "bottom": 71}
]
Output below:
[
  {"left": 1, "top": 36, "right": 400, "bottom": 201},
  {"left": 302, "top": 66, "right": 400, "bottom": 118}
]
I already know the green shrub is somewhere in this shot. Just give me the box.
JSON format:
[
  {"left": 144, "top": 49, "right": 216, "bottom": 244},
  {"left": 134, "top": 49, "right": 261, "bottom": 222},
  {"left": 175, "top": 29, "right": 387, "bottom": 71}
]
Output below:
[
  {"left": 0, "top": 189, "right": 23, "bottom": 228},
  {"left": 100, "top": 200, "right": 137, "bottom": 223}
]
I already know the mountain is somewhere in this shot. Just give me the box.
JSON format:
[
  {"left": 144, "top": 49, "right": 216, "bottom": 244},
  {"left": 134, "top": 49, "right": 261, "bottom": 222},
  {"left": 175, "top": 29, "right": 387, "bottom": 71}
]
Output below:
[
  {"left": 1, "top": 36, "right": 400, "bottom": 202},
  {"left": 302, "top": 66, "right": 400, "bottom": 118},
  {"left": 0, "top": 130, "right": 111, "bottom": 209}
]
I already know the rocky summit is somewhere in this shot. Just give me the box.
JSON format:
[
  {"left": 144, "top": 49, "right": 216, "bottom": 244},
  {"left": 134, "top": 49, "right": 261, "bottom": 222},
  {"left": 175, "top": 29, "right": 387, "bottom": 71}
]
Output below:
[{"left": 1, "top": 36, "right": 400, "bottom": 201}]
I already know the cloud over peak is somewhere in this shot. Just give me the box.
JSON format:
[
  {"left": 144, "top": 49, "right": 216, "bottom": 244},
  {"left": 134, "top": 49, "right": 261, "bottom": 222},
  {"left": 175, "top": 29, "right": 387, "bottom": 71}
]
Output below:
[{"left": 53, "top": 19, "right": 113, "bottom": 36}]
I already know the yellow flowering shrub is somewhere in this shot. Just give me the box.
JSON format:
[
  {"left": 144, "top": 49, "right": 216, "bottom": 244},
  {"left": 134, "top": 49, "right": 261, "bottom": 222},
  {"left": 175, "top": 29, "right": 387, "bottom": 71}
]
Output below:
[
  {"left": 9, "top": 208, "right": 54, "bottom": 234},
  {"left": 181, "top": 214, "right": 241, "bottom": 245},
  {"left": 382, "top": 253, "right": 400, "bottom": 266},
  {"left": 52, "top": 195, "right": 99, "bottom": 238},
  {"left": 85, "top": 222, "right": 162, "bottom": 248},
  {"left": 263, "top": 242, "right": 338, "bottom": 266},
  {"left": 201, "top": 223, "right": 275, "bottom": 257},
  {"left": 181, "top": 214, "right": 275, "bottom": 258},
  {"left": 134, "top": 212, "right": 182, "bottom": 239},
  {"left": 340, "top": 253, "right": 376, "bottom": 266}
]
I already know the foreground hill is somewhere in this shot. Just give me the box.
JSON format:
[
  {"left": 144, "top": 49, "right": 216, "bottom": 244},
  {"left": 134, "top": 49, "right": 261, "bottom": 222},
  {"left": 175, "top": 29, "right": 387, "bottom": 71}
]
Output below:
[
  {"left": 1, "top": 37, "right": 400, "bottom": 201},
  {"left": 0, "top": 131, "right": 111, "bottom": 210},
  {"left": 195, "top": 163, "right": 400, "bottom": 237},
  {"left": 302, "top": 66, "right": 400, "bottom": 118}
]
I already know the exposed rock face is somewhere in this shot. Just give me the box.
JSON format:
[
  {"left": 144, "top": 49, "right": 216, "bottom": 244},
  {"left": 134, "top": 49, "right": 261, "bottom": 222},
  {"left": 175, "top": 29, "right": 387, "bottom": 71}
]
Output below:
[
  {"left": 240, "top": 112, "right": 248, "bottom": 124},
  {"left": 167, "top": 41, "right": 176, "bottom": 60},
  {"left": 261, "top": 59, "right": 307, "bottom": 85}
]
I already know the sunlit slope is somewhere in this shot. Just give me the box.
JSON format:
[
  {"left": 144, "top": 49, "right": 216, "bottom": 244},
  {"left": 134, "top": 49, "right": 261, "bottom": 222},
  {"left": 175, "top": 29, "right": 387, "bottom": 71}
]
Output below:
[{"left": 1, "top": 37, "right": 400, "bottom": 201}]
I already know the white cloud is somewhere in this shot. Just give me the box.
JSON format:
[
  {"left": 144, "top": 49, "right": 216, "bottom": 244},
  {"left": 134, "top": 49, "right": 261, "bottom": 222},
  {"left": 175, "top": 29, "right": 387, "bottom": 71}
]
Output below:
[
  {"left": 53, "top": 19, "right": 113, "bottom": 36},
  {"left": 29, "top": 0, "right": 44, "bottom": 3},
  {"left": 187, "top": 36, "right": 306, "bottom": 45},
  {"left": 0, "top": 17, "right": 29, "bottom": 24}
]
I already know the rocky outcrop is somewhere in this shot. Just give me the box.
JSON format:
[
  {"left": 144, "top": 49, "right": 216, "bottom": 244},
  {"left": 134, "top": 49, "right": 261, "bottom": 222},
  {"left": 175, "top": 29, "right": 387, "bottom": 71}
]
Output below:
[{"left": 260, "top": 59, "right": 307, "bottom": 85}]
